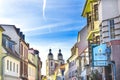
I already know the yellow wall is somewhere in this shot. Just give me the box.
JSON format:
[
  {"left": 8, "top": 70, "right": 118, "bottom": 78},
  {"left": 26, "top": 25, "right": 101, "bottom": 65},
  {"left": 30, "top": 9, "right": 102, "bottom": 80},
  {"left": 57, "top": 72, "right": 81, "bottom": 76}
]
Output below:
[{"left": 0, "top": 28, "right": 4, "bottom": 53}]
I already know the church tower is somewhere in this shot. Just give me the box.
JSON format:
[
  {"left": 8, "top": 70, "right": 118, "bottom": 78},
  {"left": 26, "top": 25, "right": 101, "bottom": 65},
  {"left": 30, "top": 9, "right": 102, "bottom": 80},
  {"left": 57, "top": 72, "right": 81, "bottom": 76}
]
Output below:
[
  {"left": 46, "top": 49, "right": 55, "bottom": 76},
  {"left": 46, "top": 49, "right": 65, "bottom": 79},
  {"left": 57, "top": 49, "right": 64, "bottom": 66}
]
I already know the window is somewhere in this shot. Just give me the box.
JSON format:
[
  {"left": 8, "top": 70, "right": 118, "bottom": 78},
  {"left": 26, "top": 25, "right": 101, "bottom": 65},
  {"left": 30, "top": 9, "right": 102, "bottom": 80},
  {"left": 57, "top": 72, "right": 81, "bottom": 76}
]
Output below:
[
  {"left": 51, "top": 62, "right": 53, "bottom": 66},
  {"left": 87, "top": 13, "right": 91, "bottom": 23},
  {"left": 9, "top": 41, "right": 13, "bottom": 50},
  {"left": 7, "top": 60, "right": 9, "bottom": 70},
  {"left": 109, "top": 19, "right": 115, "bottom": 39},
  {"left": 10, "top": 61, "right": 12, "bottom": 71},
  {"left": 94, "top": 4, "right": 98, "bottom": 20},
  {"left": 24, "top": 48, "right": 28, "bottom": 59},
  {"left": 17, "top": 64, "right": 18, "bottom": 73},
  {"left": 69, "top": 72, "right": 71, "bottom": 78},
  {"left": 72, "top": 71, "right": 74, "bottom": 77},
  {"left": 13, "top": 63, "right": 15, "bottom": 72},
  {"left": 2, "top": 37, "right": 6, "bottom": 47},
  {"left": 21, "top": 44, "right": 23, "bottom": 55},
  {"left": 6, "top": 40, "right": 9, "bottom": 48},
  {"left": 61, "top": 62, "right": 62, "bottom": 65}
]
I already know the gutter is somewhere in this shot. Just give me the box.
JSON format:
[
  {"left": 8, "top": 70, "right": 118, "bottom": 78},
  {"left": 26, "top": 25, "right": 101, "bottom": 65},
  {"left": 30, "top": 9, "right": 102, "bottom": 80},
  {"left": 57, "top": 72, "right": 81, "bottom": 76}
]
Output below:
[{"left": 2, "top": 54, "right": 8, "bottom": 80}]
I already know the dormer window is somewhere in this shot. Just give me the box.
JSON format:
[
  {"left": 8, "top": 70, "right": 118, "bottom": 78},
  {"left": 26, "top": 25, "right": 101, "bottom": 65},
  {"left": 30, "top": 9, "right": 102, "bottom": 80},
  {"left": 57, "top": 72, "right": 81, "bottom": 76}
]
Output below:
[
  {"left": 6, "top": 40, "right": 9, "bottom": 48},
  {"left": 9, "top": 41, "right": 15, "bottom": 52}
]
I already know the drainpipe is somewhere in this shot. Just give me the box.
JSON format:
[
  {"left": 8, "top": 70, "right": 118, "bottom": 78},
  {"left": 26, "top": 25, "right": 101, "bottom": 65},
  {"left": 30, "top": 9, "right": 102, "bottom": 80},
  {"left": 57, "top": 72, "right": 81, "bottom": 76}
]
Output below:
[
  {"left": 2, "top": 55, "right": 8, "bottom": 80},
  {"left": 108, "top": 61, "right": 117, "bottom": 80}
]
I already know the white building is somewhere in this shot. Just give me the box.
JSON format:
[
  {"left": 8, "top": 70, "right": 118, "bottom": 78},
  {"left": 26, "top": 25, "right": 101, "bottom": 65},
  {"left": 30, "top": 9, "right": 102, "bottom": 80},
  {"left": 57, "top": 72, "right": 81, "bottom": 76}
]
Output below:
[
  {"left": 2, "top": 34, "right": 20, "bottom": 80},
  {"left": 1, "top": 24, "right": 24, "bottom": 55},
  {"left": 4, "top": 56, "right": 20, "bottom": 80},
  {"left": 1, "top": 25, "right": 25, "bottom": 80},
  {"left": 98, "top": 0, "right": 120, "bottom": 80},
  {"left": 99, "top": 0, "right": 120, "bottom": 43}
]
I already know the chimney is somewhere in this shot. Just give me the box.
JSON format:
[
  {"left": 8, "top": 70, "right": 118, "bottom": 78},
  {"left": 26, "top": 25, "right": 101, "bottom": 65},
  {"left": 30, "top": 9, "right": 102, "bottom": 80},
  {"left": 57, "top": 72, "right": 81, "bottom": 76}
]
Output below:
[
  {"left": 22, "top": 34, "right": 25, "bottom": 40},
  {"left": 16, "top": 28, "right": 20, "bottom": 35},
  {"left": 20, "top": 32, "right": 23, "bottom": 39},
  {"left": 34, "top": 50, "right": 39, "bottom": 55}
]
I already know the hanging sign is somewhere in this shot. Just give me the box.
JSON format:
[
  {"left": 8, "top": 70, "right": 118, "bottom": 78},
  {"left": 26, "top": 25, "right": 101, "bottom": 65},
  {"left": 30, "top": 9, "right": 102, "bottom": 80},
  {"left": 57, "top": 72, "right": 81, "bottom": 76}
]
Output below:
[{"left": 92, "top": 44, "right": 108, "bottom": 67}]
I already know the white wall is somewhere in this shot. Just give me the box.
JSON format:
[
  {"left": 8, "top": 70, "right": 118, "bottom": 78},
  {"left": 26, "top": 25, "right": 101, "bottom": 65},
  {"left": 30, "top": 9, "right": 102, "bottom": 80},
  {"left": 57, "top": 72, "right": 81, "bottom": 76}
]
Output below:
[
  {"left": 2, "top": 25, "right": 20, "bottom": 54},
  {"left": 99, "top": 0, "right": 119, "bottom": 21},
  {"left": 98, "top": 0, "right": 103, "bottom": 22},
  {"left": 4, "top": 56, "right": 20, "bottom": 77},
  {"left": 118, "top": 0, "right": 120, "bottom": 14}
]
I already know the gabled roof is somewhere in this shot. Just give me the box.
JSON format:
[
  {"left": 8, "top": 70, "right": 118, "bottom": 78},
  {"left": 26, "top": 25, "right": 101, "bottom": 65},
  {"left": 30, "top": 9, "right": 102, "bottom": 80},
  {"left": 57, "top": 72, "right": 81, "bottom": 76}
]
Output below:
[
  {"left": 82, "top": 0, "right": 94, "bottom": 17},
  {"left": 0, "top": 24, "right": 25, "bottom": 41}
]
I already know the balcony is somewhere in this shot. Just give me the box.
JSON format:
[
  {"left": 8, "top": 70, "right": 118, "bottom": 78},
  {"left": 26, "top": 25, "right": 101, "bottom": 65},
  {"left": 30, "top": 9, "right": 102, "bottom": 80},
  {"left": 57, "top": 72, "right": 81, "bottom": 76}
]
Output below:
[{"left": 87, "top": 11, "right": 100, "bottom": 40}]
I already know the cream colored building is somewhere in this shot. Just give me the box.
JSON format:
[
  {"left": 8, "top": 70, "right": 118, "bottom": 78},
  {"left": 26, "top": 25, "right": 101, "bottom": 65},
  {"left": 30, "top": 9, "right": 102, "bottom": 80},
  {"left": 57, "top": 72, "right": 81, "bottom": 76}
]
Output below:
[
  {"left": 4, "top": 56, "right": 20, "bottom": 80},
  {"left": 28, "top": 64, "right": 36, "bottom": 80},
  {"left": 67, "top": 43, "right": 79, "bottom": 80},
  {"left": 28, "top": 49, "right": 37, "bottom": 80}
]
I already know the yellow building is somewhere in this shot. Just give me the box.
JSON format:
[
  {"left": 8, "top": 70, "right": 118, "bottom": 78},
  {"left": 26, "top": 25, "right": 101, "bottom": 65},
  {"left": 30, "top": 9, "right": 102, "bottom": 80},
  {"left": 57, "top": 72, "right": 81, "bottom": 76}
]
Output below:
[
  {"left": 28, "top": 49, "right": 36, "bottom": 80},
  {"left": 82, "top": 0, "right": 102, "bottom": 79},
  {"left": 82, "top": 0, "right": 100, "bottom": 52},
  {"left": 42, "top": 75, "right": 47, "bottom": 80},
  {"left": 0, "top": 26, "right": 5, "bottom": 80},
  {"left": 54, "top": 64, "right": 65, "bottom": 80},
  {"left": 64, "top": 63, "right": 69, "bottom": 80},
  {"left": 0, "top": 26, "right": 4, "bottom": 53}
]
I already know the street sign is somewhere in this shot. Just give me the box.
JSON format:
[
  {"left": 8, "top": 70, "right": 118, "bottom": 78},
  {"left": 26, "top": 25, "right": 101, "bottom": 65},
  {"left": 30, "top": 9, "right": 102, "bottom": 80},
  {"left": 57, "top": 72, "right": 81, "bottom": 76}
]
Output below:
[
  {"left": 92, "top": 44, "right": 108, "bottom": 67},
  {"left": 93, "top": 60, "right": 108, "bottom": 67}
]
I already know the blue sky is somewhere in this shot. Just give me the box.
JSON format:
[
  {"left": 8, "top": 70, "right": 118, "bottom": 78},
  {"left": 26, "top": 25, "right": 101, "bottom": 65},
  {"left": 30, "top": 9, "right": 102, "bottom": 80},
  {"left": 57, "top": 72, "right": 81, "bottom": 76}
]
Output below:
[{"left": 0, "top": 0, "right": 86, "bottom": 75}]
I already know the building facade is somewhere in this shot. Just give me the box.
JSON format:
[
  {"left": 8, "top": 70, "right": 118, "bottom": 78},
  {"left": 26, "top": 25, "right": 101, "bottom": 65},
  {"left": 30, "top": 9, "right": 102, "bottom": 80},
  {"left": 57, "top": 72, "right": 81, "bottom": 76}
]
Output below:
[
  {"left": 0, "top": 25, "right": 42, "bottom": 80},
  {"left": 67, "top": 43, "right": 79, "bottom": 80},
  {"left": 20, "top": 36, "right": 29, "bottom": 80},
  {"left": 98, "top": 0, "right": 120, "bottom": 80},
  {"left": 0, "top": 26, "right": 5, "bottom": 80},
  {"left": 64, "top": 63, "right": 69, "bottom": 80},
  {"left": 34, "top": 50, "right": 42, "bottom": 80},
  {"left": 0, "top": 25, "right": 22, "bottom": 80},
  {"left": 77, "top": 26, "right": 89, "bottom": 80},
  {"left": 81, "top": 0, "right": 103, "bottom": 80},
  {"left": 28, "top": 49, "right": 36, "bottom": 80}
]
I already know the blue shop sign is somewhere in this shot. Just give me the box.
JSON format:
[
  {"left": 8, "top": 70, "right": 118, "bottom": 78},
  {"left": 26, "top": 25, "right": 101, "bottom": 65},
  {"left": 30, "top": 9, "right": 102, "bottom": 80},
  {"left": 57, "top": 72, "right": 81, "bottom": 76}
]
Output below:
[
  {"left": 92, "top": 44, "right": 108, "bottom": 67},
  {"left": 93, "top": 44, "right": 108, "bottom": 61}
]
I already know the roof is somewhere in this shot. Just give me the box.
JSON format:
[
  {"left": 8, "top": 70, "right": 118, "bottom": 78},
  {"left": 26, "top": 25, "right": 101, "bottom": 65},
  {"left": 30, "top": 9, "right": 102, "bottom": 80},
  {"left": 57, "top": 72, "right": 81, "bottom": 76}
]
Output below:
[
  {"left": 82, "top": 0, "right": 94, "bottom": 17},
  {"left": 0, "top": 24, "right": 25, "bottom": 41}
]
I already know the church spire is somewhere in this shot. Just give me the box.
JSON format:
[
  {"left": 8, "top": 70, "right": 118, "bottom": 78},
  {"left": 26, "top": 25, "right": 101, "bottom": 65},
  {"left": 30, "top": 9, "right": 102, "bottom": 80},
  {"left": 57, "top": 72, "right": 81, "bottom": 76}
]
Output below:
[
  {"left": 48, "top": 49, "right": 53, "bottom": 60},
  {"left": 58, "top": 49, "right": 63, "bottom": 60}
]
